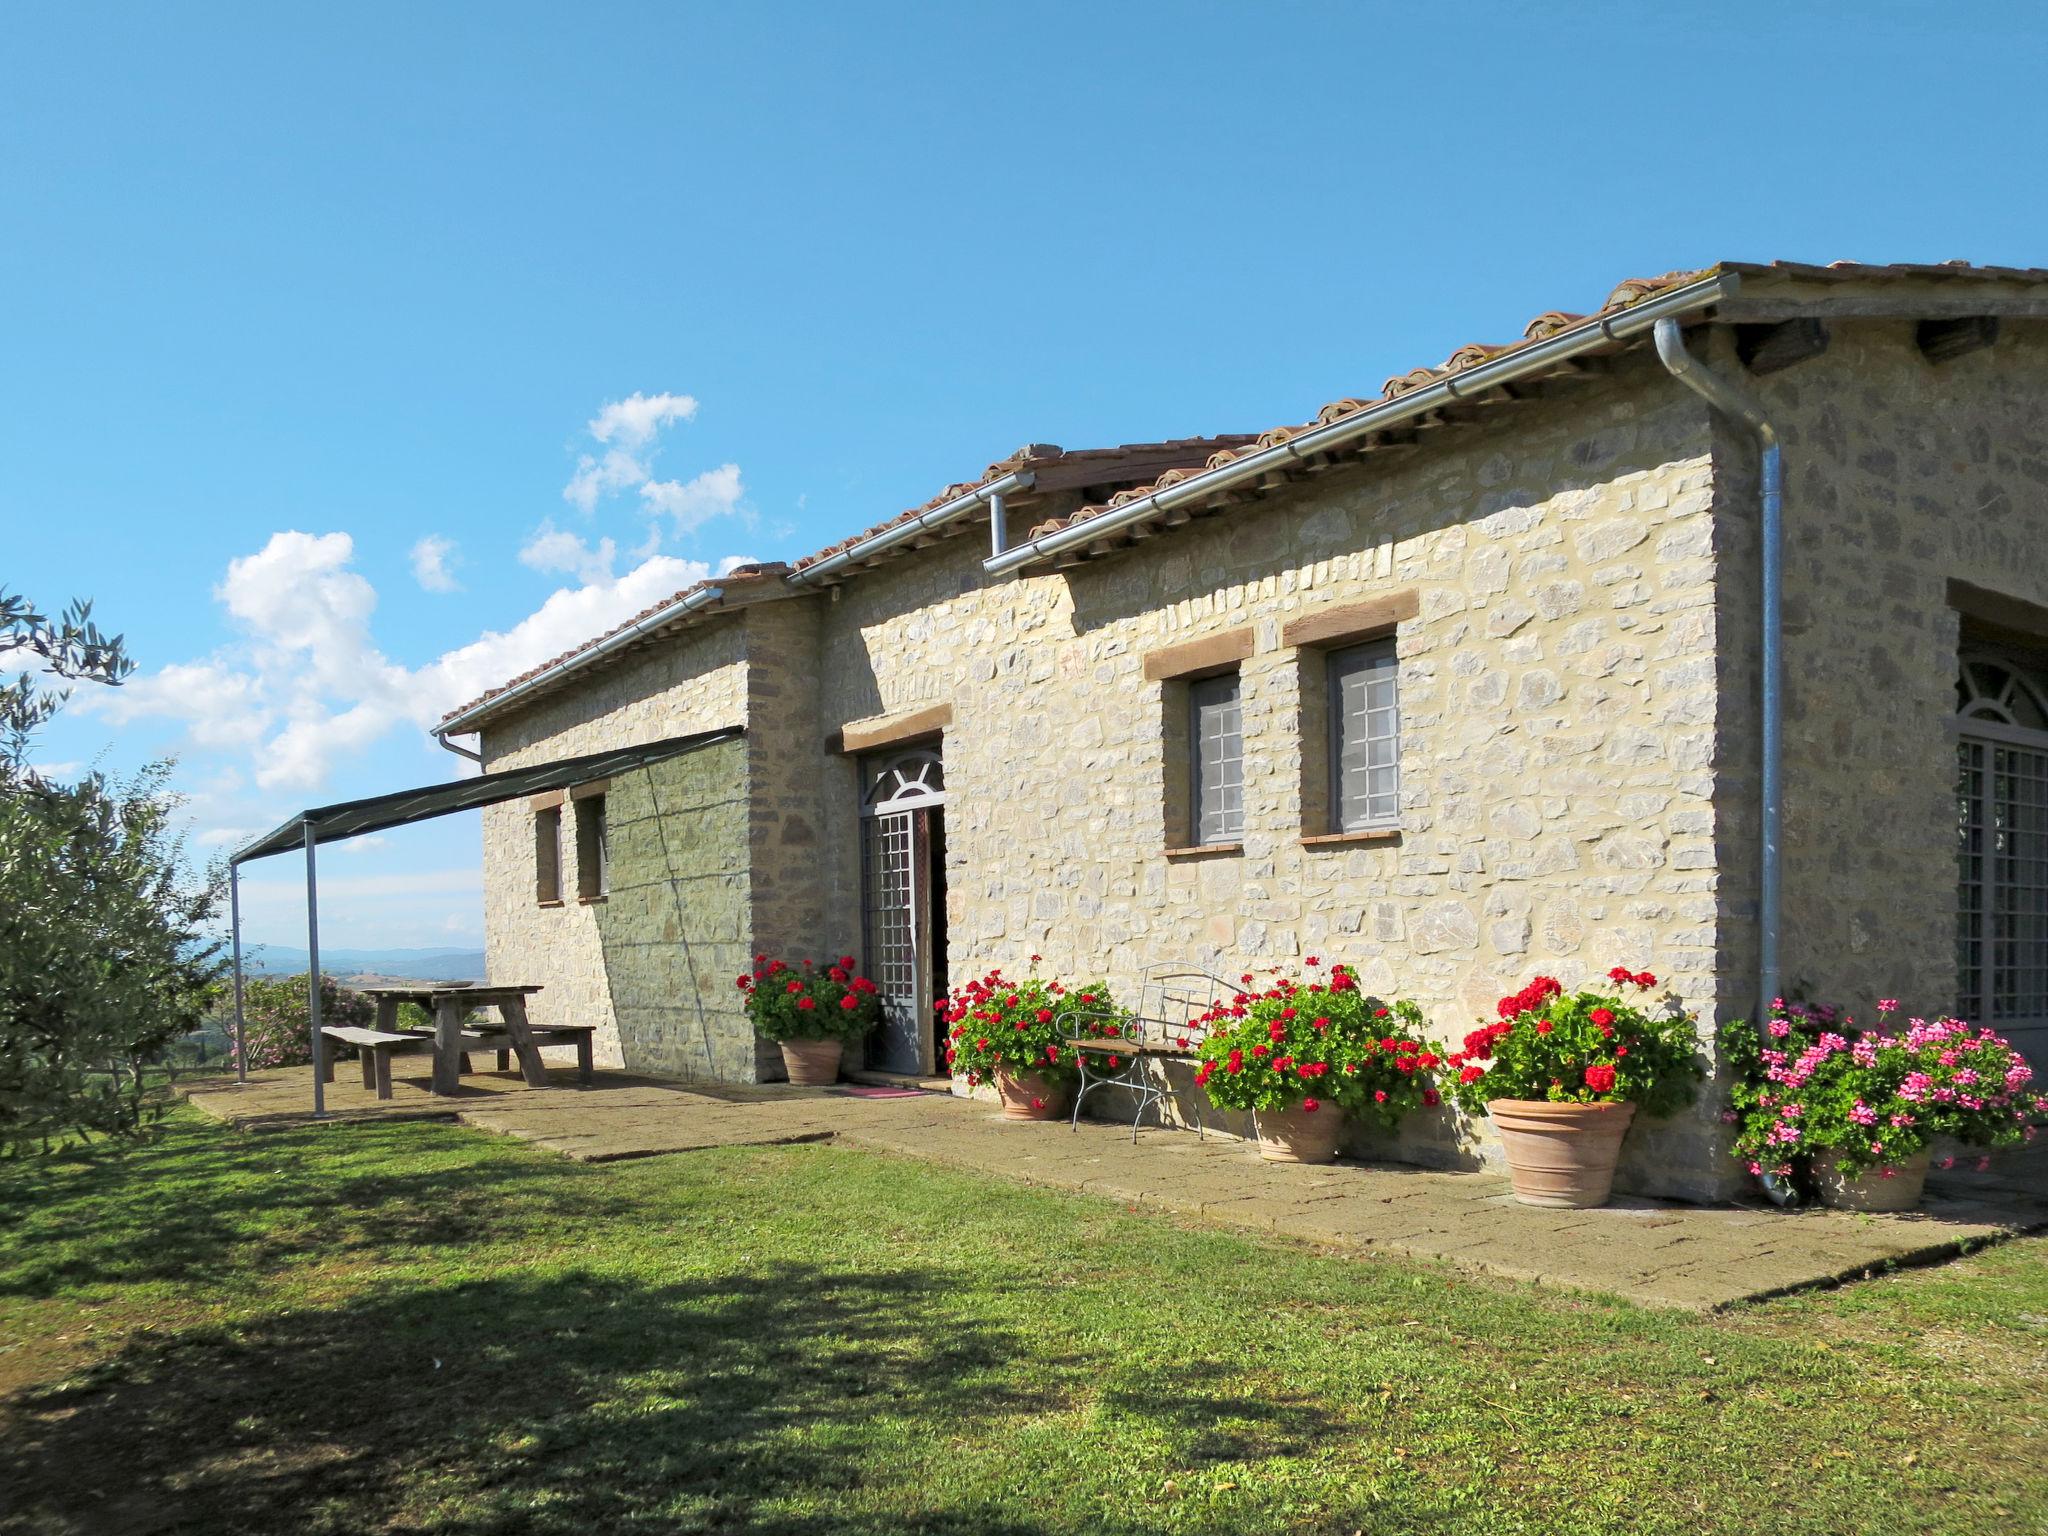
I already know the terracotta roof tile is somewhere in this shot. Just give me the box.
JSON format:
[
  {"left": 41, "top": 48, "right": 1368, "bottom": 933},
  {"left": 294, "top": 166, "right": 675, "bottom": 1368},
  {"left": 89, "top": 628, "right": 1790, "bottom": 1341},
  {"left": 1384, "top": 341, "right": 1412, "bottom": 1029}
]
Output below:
[{"left": 1022, "top": 260, "right": 2048, "bottom": 547}]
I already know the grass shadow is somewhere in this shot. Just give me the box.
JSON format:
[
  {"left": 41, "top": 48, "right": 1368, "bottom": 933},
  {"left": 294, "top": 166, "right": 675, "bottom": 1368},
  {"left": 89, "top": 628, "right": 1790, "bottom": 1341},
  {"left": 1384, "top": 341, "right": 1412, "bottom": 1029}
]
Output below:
[{"left": 4, "top": 1260, "right": 1066, "bottom": 1535}]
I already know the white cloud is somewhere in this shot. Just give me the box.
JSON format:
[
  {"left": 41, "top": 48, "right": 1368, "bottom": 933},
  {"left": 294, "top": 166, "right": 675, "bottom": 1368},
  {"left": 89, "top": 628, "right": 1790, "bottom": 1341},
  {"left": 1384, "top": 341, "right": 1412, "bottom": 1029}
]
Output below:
[
  {"left": 563, "top": 446, "right": 650, "bottom": 515},
  {"left": 410, "top": 535, "right": 461, "bottom": 593},
  {"left": 89, "top": 530, "right": 755, "bottom": 800},
  {"left": 589, "top": 391, "right": 698, "bottom": 447},
  {"left": 641, "top": 463, "right": 745, "bottom": 537},
  {"left": 519, "top": 521, "right": 618, "bottom": 585},
  {"left": 557, "top": 391, "right": 741, "bottom": 543}
]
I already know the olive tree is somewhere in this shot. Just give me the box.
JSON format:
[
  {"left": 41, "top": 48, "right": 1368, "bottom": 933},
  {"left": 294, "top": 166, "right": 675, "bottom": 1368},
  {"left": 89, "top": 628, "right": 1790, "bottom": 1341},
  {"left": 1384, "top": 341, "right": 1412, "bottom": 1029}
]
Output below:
[{"left": 0, "top": 589, "right": 224, "bottom": 1154}]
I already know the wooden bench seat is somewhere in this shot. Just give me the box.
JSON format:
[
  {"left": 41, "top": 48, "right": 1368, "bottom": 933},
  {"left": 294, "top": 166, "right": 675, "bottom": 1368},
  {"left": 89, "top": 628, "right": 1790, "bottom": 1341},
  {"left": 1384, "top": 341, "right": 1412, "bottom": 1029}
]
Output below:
[
  {"left": 1070, "top": 1035, "right": 1200, "bottom": 1059},
  {"left": 461, "top": 1022, "right": 597, "bottom": 1084},
  {"left": 320, "top": 1026, "right": 435, "bottom": 1100}
]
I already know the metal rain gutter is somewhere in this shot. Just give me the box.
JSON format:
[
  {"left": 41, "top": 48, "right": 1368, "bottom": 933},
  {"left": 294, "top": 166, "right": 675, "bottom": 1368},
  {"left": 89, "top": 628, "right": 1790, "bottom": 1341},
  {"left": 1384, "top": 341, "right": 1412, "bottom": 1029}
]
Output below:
[
  {"left": 1653, "top": 316, "right": 1784, "bottom": 1025},
  {"left": 983, "top": 271, "right": 1744, "bottom": 578},
  {"left": 435, "top": 584, "right": 728, "bottom": 736},
  {"left": 788, "top": 469, "right": 1036, "bottom": 586}
]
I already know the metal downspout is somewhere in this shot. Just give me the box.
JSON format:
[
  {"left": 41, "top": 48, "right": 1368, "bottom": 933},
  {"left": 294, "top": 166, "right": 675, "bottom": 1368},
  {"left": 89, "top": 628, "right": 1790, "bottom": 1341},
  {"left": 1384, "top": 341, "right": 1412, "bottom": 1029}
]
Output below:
[
  {"left": 434, "top": 729, "right": 483, "bottom": 763},
  {"left": 1652, "top": 318, "right": 1784, "bottom": 1026}
]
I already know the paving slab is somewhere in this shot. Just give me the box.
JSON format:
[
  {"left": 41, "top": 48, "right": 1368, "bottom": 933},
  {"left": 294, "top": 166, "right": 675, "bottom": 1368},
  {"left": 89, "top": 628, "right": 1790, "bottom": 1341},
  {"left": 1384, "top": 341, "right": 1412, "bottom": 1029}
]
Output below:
[{"left": 181, "top": 1065, "right": 2045, "bottom": 1312}]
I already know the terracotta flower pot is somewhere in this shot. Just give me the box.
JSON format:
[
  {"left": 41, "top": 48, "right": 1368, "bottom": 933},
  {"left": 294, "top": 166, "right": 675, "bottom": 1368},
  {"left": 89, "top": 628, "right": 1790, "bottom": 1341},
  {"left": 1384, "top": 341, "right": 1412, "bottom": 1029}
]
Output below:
[
  {"left": 1489, "top": 1098, "right": 1637, "bottom": 1207},
  {"left": 1255, "top": 1101, "right": 1345, "bottom": 1164},
  {"left": 993, "top": 1070, "right": 1070, "bottom": 1121},
  {"left": 1814, "top": 1149, "right": 1930, "bottom": 1212},
  {"left": 779, "top": 1037, "right": 843, "bottom": 1087}
]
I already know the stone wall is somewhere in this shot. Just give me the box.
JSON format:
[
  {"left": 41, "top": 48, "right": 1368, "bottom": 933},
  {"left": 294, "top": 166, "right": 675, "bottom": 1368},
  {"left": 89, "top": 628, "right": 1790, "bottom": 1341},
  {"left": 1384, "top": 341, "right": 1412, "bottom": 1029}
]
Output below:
[
  {"left": 812, "top": 351, "right": 1738, "bottom": 1197},
  {"left": 1717, "top": 319, "right": 2048, "bottom": 1033}
]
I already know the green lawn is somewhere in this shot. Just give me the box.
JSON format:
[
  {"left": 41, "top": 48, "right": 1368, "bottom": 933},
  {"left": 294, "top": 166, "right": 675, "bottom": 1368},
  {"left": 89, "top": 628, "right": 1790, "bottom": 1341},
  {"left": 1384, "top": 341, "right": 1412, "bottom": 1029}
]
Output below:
[{"left": 0, "top": 1108, "right": 2041, "bottom": 1535}]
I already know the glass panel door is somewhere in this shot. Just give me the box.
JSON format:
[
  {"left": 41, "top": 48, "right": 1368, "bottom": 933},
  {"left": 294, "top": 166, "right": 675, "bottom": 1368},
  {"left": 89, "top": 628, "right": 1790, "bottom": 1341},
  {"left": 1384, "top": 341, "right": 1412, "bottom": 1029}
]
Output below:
[{"left": 1957, "top": 729, "right": 2048, "bottom": 1065}]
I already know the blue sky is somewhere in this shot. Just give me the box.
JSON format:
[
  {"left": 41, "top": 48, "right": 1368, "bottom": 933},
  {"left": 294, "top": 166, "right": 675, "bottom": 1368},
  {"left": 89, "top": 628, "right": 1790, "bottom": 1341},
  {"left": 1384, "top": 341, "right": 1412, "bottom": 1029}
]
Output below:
[{"left": 6, "top": 2, "right": 2045, "bottom": 950}]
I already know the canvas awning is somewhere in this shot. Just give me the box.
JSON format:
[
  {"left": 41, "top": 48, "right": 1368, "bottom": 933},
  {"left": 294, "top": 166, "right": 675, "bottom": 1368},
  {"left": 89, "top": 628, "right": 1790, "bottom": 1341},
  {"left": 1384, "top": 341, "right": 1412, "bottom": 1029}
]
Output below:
[
  {"left": 230, "top": 727, "right": 743, "bottom": 865},
  {"left": 224, "top": 726, "right": 744, "bottom": 1114}
]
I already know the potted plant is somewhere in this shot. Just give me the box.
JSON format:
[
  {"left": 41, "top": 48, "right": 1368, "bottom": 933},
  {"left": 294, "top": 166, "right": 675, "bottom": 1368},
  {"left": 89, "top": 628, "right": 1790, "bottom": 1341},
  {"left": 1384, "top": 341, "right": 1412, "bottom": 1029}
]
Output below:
[
  {"left": 1191, "top": 960, "right": 1440, "bottom": 1163},
  {"left": 1449, "top": 968, "right": 1704, "bottom": 1207},
  {"left": 939, "top": 964, "right": 1121, "bottom": 1120},
  {"left": 1722, "top": 999, "right": 2044, "bottom": 1211},
  {"left": 737, "top": 953, "right": 881, "bottom": 1085}
]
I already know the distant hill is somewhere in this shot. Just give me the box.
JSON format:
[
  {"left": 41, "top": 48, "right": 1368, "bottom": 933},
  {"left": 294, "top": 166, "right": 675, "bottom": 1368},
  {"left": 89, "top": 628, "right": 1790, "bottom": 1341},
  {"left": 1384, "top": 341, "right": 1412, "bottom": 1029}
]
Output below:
[{"left": 239, "top": 946, "right": 487, "bottom": 982}]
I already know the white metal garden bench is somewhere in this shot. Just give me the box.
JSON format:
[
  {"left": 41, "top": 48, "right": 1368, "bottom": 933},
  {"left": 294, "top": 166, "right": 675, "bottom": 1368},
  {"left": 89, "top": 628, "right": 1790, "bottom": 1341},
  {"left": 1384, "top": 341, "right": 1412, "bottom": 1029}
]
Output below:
[{"left": 1067, "top": 967, "right": 1231, "bottom": 1142}]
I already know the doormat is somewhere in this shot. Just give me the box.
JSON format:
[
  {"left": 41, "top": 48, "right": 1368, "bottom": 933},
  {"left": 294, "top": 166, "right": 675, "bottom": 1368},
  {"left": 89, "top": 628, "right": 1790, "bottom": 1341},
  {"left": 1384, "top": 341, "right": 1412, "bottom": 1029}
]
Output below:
[{"left": 835, "top": 1085, "right": 928, "bottom": 1099}]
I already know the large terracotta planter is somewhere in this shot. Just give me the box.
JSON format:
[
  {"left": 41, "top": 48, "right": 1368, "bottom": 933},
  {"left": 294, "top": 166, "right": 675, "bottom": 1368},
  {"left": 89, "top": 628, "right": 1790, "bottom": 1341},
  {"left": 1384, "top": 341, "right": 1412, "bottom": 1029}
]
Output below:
[
  {"left": 1255, "top": 1102, "right": 1346, "bottom": 1164},
  {"left": 1490, "top": 1098, "right": 1637, "bottom": 1207},
  {"left": 1814, "top": 1149, "right": 1930, "bottom": 1212},
  {"left": 778, "top": 1036, "right": 843, "bottom": 1087},
  {"left": 993, "top": 1070, "right": 1070, "bottom": 1121}
]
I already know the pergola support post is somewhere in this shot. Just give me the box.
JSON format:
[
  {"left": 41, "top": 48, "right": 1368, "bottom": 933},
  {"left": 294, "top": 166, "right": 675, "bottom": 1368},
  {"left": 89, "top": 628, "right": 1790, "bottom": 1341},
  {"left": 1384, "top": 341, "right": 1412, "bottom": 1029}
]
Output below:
[
  {"left": 305, "top": 818, "right": 326, "bottom": 1117},
  {"left": 230, "top": 864, "right": 248, "bottom": 1082}
]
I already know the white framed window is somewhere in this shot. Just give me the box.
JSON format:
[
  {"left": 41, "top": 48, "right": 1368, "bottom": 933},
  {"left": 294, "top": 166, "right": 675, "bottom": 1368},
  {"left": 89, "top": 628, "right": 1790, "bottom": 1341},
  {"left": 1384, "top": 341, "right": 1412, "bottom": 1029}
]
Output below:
[
  {"left": 1190, "top": 672, "right": 1244, "bottom": 846},
  {"left": 1328, "top": 639, "right": 1400, "bottom": 831}
]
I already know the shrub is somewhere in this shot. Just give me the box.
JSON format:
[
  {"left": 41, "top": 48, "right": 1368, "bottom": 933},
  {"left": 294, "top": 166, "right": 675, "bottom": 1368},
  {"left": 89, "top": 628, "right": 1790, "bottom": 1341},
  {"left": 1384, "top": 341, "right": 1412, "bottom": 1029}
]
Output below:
[
  {"left": 939, "top": 965, "right": 1122, "bottom": 1085},
  {"left": 1449, "top": 967, "right": 1704, "bottom": 1117},
  {"left": 235, "top": 974, "right": 373, "bottom": 1070},
  {"left": 1188, "top": 961, "right": 1439, "bottom": 1131},
  {"left": 1722, "top": 999, "right": 2046, "bottom": 1183},
  {"left": 738, "top": 954, "right": 882, "bottom": 1042}
]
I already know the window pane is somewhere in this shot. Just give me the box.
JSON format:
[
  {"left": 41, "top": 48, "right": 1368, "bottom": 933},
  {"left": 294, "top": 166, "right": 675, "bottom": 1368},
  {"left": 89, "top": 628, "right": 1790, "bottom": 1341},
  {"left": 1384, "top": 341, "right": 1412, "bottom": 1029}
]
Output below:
[
  {"left": 1329, "top": 641, "right": 1399, "bottom": 832},
  {"left": 1190, "top": 673, "right": 1244, "bottom": 844},
  {"left": 535, "top": 806, "right": 562, "bottom": 904}
]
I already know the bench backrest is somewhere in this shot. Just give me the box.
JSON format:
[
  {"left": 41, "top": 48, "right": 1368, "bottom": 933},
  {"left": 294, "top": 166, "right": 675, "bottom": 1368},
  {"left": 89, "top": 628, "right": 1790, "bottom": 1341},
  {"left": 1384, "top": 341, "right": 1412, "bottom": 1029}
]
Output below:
[{"left": 1131, "top": 967, "right": 1233, "bottom": 1050}]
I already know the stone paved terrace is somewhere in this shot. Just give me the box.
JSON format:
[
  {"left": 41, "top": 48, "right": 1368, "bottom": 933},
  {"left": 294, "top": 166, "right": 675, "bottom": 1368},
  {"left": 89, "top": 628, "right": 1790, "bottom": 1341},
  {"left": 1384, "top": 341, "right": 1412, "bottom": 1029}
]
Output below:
[{"left": 182, "top": 1066, "right": 2047, "bottom": 1313}]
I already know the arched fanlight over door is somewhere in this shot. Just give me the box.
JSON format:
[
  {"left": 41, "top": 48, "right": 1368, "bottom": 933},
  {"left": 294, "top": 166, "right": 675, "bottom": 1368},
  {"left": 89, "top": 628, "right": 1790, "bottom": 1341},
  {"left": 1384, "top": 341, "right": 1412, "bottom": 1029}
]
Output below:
[
  {"left": 1955, "top": 649, "right": 2048, "bottom": 1057},
  {"left": 1958, "top": 654, "right": 2048, "bottom": 731},
  {"left": 860, "top": 749, "right": 945, "bottom": 815}
]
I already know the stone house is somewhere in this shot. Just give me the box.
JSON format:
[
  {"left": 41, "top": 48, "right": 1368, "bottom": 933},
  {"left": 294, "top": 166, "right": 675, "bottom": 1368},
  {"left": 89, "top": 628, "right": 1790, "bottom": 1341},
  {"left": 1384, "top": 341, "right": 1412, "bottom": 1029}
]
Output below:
[{"left": 439, "top": 260, "right": 2048, "bottom": 1200}]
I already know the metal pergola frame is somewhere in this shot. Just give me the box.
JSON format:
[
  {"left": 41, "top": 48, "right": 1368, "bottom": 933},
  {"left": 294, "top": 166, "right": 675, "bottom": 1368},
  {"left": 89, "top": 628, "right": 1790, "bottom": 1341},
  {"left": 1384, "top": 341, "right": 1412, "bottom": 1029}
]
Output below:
[{"left": 225, "top": 727, "right": 743, "bottom": 1115}]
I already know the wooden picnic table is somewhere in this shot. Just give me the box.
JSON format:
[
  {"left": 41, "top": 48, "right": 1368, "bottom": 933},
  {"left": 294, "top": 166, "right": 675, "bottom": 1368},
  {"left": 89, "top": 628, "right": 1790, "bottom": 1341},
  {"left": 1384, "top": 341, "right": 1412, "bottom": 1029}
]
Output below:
[{"left": 357, "top": 984, "right": 548, "bottom": 1095}]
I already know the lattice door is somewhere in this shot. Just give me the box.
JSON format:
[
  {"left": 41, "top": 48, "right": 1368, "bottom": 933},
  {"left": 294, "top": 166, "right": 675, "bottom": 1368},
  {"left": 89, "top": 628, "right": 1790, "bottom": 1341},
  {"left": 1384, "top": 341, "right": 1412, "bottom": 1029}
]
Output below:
[
  {"left": 1957, "top": 730, "right": 2048, "bottom": 1062},
  {"left": 861, "top": 811, "right": 922, "bottom": 1072},
  {"left": 859, "top": 750, "right": 945, "bottom": 1075}
]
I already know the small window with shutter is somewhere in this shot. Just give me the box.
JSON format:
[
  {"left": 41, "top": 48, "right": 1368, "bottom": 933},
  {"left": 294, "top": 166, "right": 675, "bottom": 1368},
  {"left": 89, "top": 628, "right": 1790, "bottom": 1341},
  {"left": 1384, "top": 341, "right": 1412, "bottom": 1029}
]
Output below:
[
  {"left": 535, "top": 805, "right": 563, "bottom": 904},
  {"left": 1327, "top": 640, "right": 1400, "bottom": 831},
  {"left": 1189, "top": 672, "right": 1245, "bottom": 845}
]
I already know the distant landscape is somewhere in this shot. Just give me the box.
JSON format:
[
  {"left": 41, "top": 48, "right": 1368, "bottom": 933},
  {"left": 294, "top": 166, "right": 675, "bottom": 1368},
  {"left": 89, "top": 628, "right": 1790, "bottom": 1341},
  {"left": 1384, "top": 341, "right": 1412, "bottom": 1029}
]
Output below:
[{"left": 237, "top": 946, "right": 487, "bottom": 982}]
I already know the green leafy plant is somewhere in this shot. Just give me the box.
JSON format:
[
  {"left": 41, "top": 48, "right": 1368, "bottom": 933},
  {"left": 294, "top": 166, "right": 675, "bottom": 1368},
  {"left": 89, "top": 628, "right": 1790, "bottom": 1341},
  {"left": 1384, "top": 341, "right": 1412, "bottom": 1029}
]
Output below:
[
  {"left": 231, "top": 974, "right": 374, "bottom": 1070},
  {"left": 738, "top": 954, "right": 882, "bottom": 1042},
  {"left": 1189, "top": 960, "right": 1439, "bottom": 1130},
  {"left": 939, "top": 964, "right": 1122, "bottom": 1086},
  {"left": 1722, "top": 998, "right": 2046, "bottom": 1183},
  {"left": 1449, "top": 968, "right": 1704, "bottom": 1117}
]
